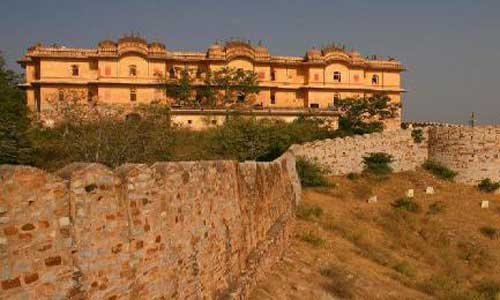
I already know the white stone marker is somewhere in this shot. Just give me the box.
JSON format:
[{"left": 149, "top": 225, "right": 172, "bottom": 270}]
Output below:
[
  {"left": 368, "top": 196, "right": 378, "bottom": 203},
  {"left": 406, "top": 189, "right": 414, "bottom": 198},
  {"left": 426, "top": 187, "right": 434, "bottom": 195},
  {"left": 481, "top": 200, "right": 489, "bottom": 209}
]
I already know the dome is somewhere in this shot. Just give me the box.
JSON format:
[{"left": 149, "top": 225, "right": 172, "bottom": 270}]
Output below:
[
  {"left": 207, "top": 41, "right": 224, "bottom": 59},
  {"left": 209, "top": 41, "right": 223, "bottom": 51},
  {"left": 118, "top": 35, "right": 147, "bottom": 45},
  {"left": 306, "top": 47, "right": 322, "bottom": 61},
  {"left": 149, "top": 41, "right": 166, "bottom": 50},
  {"left": 117, "top": 34, "right": 149, "bottom": 56},
  {"left": 98, "top": 40, "right": 117, "bottom": 49}
]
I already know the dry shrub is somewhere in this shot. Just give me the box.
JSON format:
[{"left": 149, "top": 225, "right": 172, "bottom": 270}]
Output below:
[
  {"left": 296, "top": 203, "right": 324, "bottom": 221},
  {"left": 320, "top": 264, "right": 357, "bottom": 299}
]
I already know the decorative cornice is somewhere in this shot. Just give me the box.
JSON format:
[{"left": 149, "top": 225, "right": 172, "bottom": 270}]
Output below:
[{"left": 21, "top": 36, "right": 404, "bottom": 71}]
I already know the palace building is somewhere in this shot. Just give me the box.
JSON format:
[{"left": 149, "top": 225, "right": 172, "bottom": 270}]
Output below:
[{"left": 18, "top": 35, "right": 405, "bottom": 128}]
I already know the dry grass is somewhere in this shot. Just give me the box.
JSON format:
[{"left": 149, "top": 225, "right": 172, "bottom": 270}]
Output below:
[{"left": 250, "top": 168, "right": 500, "bottom": 300}]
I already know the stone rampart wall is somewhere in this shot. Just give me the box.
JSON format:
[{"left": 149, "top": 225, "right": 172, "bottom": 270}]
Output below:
[
  {"left": 290, "top": 129, "right": 428, "bottom": 175},
  {"left": 0, "top": 153, "right": 300, "bottom": 300},
  {"left": 428, "top": 126, "right": 500, "bottom": 184}
]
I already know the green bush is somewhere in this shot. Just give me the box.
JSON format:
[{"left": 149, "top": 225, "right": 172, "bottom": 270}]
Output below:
[
  {"left": 346, "top": 172, "right": 359, "bottom": 180},
  {"left": 362, "top": 152, "right": 394, "bottom": 176},
  {"left": 428, "top": 201, "right": 446, "bottom": 215},
  {"left": 474, "top": 279, "right": 500, "bottom": 300},
  {"left": 478, "top": 178, "right": 500, "bottom": 193},
  {"left": 296, "top": 157, "right": 331, "bottom": 187},
  {"left": 391, "top": 261, "right": 415, "bottom": 278},
  {"left": 300, "top": 231, "right": 326, "bottom": 247},
  {"left": 423, "top": 160, "right": 457, "bottom": 180},
  {"left": 392, "top": 197, "right": 421, "bottom": 213},
  {"left": 320, "top": 264, "right": 357, "bottom": 299},
  {"left": 411, "top": 128, "right": 424, "bottom": 143},
  {"left": 479, "top": 226, "right": 497, "bottom": 240},
  {"left": 296, "top": 203, "right": 324, "bottom": 221}
]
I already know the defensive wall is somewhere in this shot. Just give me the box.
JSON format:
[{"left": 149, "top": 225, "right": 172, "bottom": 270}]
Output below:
[
  {"left": 291, "top": 126, "right": 500, "bottom": 186},
  {"left": 0, "top": 152, "right": 301, "bottom": 300},
  {"left": 290, "top": 129, "right": 428, "bottom": 175}
]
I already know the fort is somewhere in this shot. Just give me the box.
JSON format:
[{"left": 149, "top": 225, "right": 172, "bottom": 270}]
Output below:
[{"left": 17, "top": 34, "right": 405, "bottom": 129}]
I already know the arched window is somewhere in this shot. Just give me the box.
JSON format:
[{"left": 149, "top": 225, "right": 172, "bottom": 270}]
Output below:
[
  {"left": 169, "top": 68, "right": 176, "bottom": 79},
  {"left": 129, "top": 65, "right": 137, "bottom": 77},
  {"left": 372, "top": 74, "right": 380, "bottom": 85},
  {"left": 71, "top": 65, "right": 79, "bottom": 76},
  {"left": 333, "top": 71, "right": 341, "bottom": 82},
  {"left": 130, "top": 88, "right": 137, "bottom": 102}
]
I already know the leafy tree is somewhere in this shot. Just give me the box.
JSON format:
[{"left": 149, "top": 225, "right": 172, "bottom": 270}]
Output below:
[
  {"left": 336, "top": 94, "right": 393, "bottom": 134},
  {"left": 165, "top": 69, "right": 195, "bottom": 107},
  {"left": 0, "top": 52, "right": 32, "bottom": 164},
  {"left": 209, "top": 67, "right": 260, "bottom": 105}
]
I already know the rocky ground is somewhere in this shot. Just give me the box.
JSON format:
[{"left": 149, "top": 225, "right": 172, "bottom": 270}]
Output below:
[{"left": 250, "top": 170, "right": 500, "bottom": 300}]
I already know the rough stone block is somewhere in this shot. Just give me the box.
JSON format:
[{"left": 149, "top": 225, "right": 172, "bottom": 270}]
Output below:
[
  {"left": 406, "top": 189, "right": 414, "bottom": 198},
  {"left": 367, "top": 196, "right": 378, "bottom": 203},
  {"left": 426, "top": 187, "right": 434, "bottom": 195},
  {"left": 481, "top": 200, "right": 489, "bottom": 208}
]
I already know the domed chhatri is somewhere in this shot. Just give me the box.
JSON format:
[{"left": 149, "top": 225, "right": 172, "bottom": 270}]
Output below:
[
  {"left": 98, "top": 40, "right": 117, "bottom": 49},
  {"left": 306, "top": 47, "right": 322, "bottom": 61},
  {"left": 207, "top": 40, "right": 224, "bottom": 59}
]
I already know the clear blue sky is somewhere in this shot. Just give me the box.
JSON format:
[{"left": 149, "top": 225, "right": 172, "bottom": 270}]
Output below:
[{"left": 1, "top": 0, "right": 499, "bottom": 124}]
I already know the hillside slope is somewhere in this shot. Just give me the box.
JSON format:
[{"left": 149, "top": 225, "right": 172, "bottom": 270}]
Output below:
[{"left": 250, "top": 170, "right": 500, "bottom": 300}]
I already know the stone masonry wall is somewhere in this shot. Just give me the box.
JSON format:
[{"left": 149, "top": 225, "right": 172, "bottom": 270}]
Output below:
[
  {"left": 0, "top": 152, "right": 301, "bottom": 300},
  {"left": 428, "top": 126, "right": 500, "bottom": 184},
  {"left": 290, "top": 129, "right": 428, "bottom": 175}
]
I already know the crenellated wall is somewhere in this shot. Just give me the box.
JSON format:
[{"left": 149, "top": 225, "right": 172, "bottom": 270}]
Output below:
[
  {"left": 290, "top": 129, "right": 428, "bottom": 175},
  {"left": 0, "top": 153, "right": 300, "bottom": 300},
  {"left": 428, "top": 126, "right": 500, "bottom": 184}
]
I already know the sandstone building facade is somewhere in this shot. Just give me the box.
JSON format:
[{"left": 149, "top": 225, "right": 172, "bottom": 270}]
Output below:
[{"left": 18, "top": 35, "right": 405, "bottom": 127}]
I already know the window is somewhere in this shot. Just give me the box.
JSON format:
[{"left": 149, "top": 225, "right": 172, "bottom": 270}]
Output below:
[
  {"left": 270, "top": 71, "right": 276, "bottom": 81},
  {"left": 129, "top": 65, "right": 137, "bottom": 77},
  {"left": 372, "top": 74, "right": 379, "bottom": 85},
  {"left": 130, "top": 88, "right": 137, "bottom": 102},
  {"left": 105, "top": 66, "right": 111, "bottom": 76},
  {"left": 211, "top": 120, "right": 217, "bottom": 125},
  {"left": 310, "top": 103, "right": 319, "bottom": 109},
  {"left": 169, "top": 68, "right": 176, "bottom": 79},
  {"left": 187, "top": 120, "right": 192, "bottom": 124},
  {"left": 270, "top": 92, "right": 276, "bottom": 104},
  {"left": 71, "top": 65, "right": 79, "bottom": 76},
  {"left": 333, "top": 71, "right": 341, "bottom": 82},
  {"left": 237, "top": 93, "right": 246, "bottom": 102}
]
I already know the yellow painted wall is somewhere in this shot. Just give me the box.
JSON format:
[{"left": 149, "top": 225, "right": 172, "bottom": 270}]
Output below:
[
  {"left": 227, "top": 58, "right": 254, "bottom": 70},
  {"left": 98, "top": 86, "right": 165, "bottom": 104},
  {"left": 324, "top": 63, "right": 350, "bottom": 84},
  {"left": 40, "top": 59, "right": 93, "bottom": 79}
]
